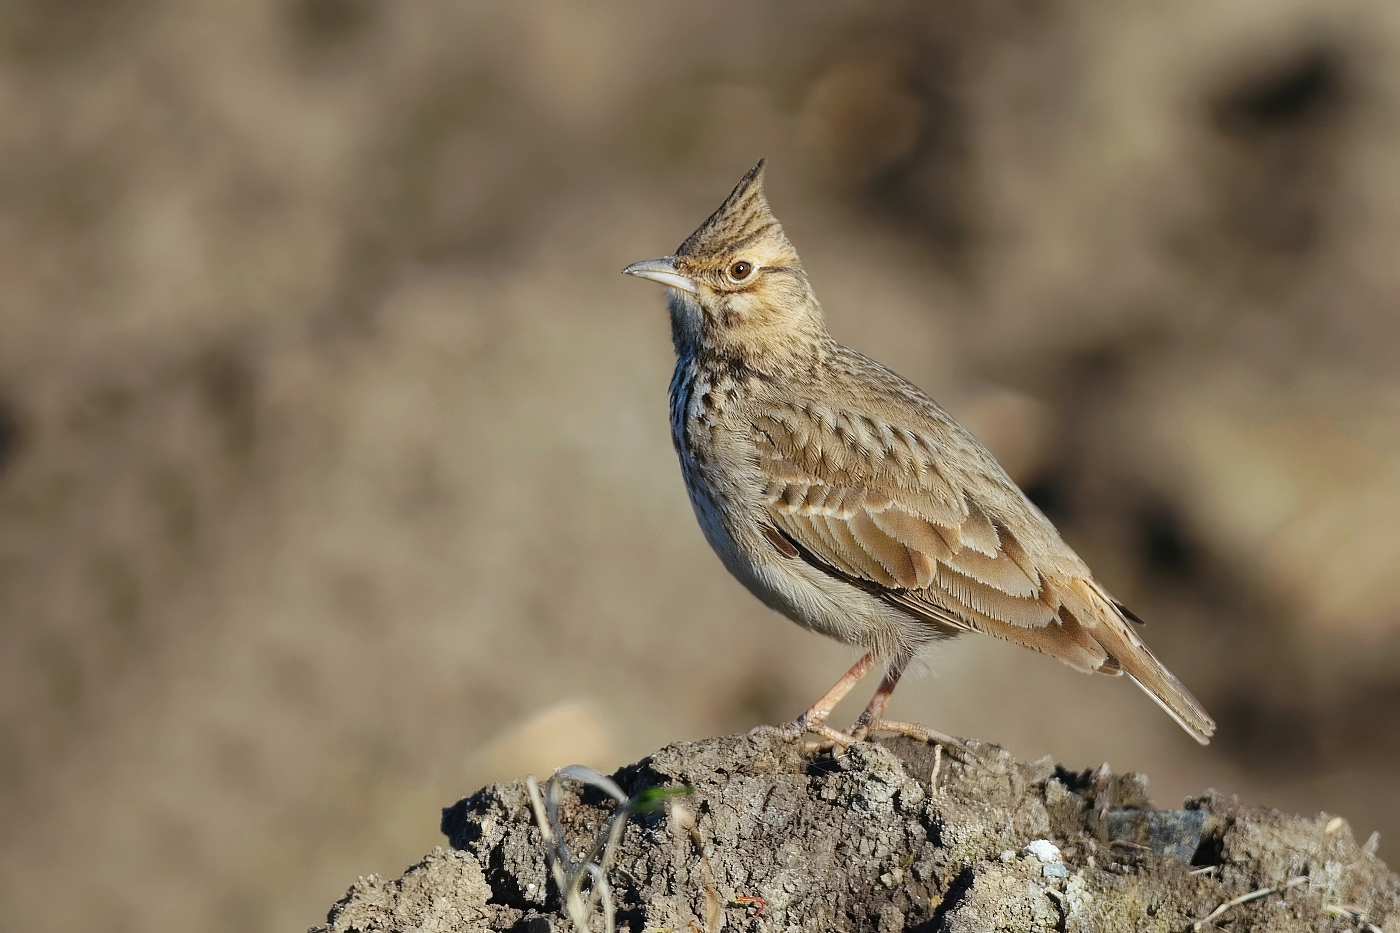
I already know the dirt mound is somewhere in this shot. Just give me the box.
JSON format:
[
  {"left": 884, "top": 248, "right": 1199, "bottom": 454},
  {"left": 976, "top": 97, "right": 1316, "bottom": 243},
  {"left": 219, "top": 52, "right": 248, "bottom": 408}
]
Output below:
[{"left": 316, "top": 732, "right": 1399, "bottom": 932}]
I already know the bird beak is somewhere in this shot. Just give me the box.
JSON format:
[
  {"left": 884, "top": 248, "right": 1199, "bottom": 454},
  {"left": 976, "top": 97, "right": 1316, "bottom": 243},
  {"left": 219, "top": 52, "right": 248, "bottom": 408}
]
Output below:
[{"left": 622, "top": 256, "right": 697, "bottom": 294}]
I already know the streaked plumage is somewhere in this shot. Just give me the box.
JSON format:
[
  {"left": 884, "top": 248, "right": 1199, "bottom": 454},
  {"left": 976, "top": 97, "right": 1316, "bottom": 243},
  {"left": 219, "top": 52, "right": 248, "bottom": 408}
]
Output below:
[{"left": 625, "top": 161, "right": 1215, "bottom": 746}]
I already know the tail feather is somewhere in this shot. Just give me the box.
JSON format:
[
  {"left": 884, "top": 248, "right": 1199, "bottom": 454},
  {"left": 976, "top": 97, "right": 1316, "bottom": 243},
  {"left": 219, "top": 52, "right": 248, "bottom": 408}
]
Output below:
[
  {"left": 1128, "top": 670, "right": 1215, "bottom": 745},
  {"left": 1078, "top": 583, "right": 1216, "bottom": 744}
]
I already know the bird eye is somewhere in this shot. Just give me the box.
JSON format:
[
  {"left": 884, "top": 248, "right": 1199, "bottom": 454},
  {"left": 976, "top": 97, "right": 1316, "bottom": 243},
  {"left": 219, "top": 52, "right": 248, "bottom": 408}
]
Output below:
[{"left": 729, "top": 261, "right": 753, "bottom": 281}]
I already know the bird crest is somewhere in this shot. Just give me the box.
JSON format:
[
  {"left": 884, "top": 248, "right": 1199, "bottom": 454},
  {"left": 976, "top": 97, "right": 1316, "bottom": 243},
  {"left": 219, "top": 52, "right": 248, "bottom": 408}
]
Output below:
[{"left": 676, "top": 160, "right": 795, "bottom": 262}]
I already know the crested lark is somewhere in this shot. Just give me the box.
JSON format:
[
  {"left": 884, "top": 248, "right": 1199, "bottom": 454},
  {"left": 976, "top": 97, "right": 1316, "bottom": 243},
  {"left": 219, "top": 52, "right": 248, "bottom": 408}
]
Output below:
[{"left": 623, "top": 161, "right": 1215, "bottom": 747}]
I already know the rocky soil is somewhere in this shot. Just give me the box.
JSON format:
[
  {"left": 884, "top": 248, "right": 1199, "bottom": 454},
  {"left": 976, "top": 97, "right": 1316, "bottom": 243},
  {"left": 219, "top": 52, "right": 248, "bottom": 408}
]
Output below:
[{"left": 315, "top": 732, "right": 1399, "bottom": 932}]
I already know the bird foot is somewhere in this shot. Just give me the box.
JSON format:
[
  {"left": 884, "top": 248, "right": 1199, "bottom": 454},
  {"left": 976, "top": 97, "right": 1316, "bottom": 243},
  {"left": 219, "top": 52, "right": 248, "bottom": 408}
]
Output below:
[
  {"left": 749, "top": 718, "right": 856, "bottom": 750},
  {"left": 849, "top": 719, "right": 967, "bottom": 752},
  {"left": 752, "top": 717, "right": 965, "bottom": 754}
]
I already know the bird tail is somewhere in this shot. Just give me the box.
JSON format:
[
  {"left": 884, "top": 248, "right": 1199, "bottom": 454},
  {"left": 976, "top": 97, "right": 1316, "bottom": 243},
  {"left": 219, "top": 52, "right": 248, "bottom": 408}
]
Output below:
[{"left": 1075, "top": 582, "right": 1216, "bottom": 745}]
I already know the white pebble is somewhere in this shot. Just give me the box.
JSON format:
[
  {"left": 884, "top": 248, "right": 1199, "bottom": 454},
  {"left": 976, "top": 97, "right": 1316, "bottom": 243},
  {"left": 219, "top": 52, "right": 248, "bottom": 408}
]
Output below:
[{"left": 1023, "top": 840, "right": 1062, "bottom": 863}]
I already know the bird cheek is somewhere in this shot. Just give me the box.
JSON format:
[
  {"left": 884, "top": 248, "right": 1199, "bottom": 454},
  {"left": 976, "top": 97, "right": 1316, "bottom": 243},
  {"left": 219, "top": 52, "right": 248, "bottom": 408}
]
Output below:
[{"left": 697, "top": 297, "right": 732, "bottom": 330}]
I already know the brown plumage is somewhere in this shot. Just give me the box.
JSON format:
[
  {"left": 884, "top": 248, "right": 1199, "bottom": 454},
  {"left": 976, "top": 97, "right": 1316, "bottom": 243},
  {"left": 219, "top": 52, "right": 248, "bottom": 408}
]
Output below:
[{"left": 624, "top": 161, "right": 1215, "bottom": 746}]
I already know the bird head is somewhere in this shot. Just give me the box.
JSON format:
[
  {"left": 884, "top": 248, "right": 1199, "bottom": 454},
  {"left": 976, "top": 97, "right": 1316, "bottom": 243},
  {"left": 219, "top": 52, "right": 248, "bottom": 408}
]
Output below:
[{"left": 624, "top": 161, "right": 827, "bottom": 358}]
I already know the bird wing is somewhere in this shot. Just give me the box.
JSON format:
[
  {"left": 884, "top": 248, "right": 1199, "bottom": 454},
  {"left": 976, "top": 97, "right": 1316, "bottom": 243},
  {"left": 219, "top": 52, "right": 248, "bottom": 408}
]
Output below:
[
  {"left": 750, "top": 399, "right": 1216, "bottom": 744},
  {"left": 752, "top": 400, "right": 1074, "bottom": 634}
]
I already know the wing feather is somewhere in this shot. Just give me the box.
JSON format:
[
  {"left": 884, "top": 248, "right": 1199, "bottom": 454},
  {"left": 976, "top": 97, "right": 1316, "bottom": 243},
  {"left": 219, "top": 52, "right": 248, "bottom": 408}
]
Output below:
[
  {"left": 867, "top": 505, "right": 953, "bottom": 562},
  {"left": 942, "top": 544, "right": 1040, "bottom": 598},
  {"left": 954, "top": 499, "right": 1001, "bottom": 556},
  {"left": 933, "top": 565, "right": 1057, "bottom": 627},
  {"left": 847, "top": 508, "right": 922, "bottom": 588},
  {"left": 820, "top": 513, "right": 900, "bottom": 587}
]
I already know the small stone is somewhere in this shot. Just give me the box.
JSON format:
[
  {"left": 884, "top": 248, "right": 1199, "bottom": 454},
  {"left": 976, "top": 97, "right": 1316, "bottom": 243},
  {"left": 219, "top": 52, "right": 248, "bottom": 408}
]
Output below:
[
  {"left": 1043, "top": 862, "right": 1069, "bottom": 879},
  {"left": 1000, "top": 849, "right": 1017, "bottom": 862},
  {"left": 877, "top": 904, "right": 905, "bottom": 933},
  {"left": 1103, "top": 809, "right": 1208, "bottom": 862},
  {"left": 1023, "top": 840, "right": 1062, "bottom": 863}
]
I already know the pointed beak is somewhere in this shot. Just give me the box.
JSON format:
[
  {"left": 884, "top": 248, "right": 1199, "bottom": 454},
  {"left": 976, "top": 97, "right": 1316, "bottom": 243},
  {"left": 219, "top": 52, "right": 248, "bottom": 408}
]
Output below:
[{"left": 622, "top": 256, "right": 697, "bottom": 294}]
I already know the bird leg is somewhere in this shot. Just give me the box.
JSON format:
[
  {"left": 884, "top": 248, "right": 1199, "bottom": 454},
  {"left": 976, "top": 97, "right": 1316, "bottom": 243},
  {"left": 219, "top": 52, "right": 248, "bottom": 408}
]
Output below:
[
  {"left": 752, "top": 650, "right": 876, "bottom": 746},
  {"left": 845, "top": 652, "right": 907, "bottom": 740},
  {"left": 798, "top": 649, "right": 877, "bottom": 727},
  {"left": 848, "top": 654, "right": 965, "bottom": 750}
]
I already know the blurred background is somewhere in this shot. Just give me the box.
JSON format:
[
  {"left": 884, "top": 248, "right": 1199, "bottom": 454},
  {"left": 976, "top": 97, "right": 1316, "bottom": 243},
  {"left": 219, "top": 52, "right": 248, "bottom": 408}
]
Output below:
[{"left": 1, "top": 1, "right": 1398, "bottom": 930}]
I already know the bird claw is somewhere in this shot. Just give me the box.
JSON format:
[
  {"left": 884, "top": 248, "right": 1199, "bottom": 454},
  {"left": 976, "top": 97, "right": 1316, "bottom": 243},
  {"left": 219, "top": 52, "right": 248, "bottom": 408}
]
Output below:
[
  {"left": 855, "top": 719, "right": 967, "bottom": 753},
  {"left": 803, "top": 722, "right": 857, "bottom": 749},
  {"left": 750, "top": 718, "right": 854, "bottom": 750}
]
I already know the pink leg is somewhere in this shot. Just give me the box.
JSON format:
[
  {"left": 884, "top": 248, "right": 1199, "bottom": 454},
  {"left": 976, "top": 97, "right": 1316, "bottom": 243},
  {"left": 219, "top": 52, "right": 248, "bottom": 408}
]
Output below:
[
  {"left": 849, "top": 653, "right": 909, "bottom": 735},
  {"left": 798, "top": 650, "right": 877, "bottom": 726},
  {"left": 850, "top": 654, "right": 964, "bottom": 749},
  {"left": 752, "top": 650, "right": 877, "bottom": 747}
]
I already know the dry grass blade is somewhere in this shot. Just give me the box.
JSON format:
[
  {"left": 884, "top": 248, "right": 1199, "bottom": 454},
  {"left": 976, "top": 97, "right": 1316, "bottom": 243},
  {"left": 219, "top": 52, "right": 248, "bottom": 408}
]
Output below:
[
  {"left": 526, "top": 766, "right": 693, "bottom": 933},
  {"left": 1325, "top": 904, "right": 1385, "bottom": 932},
  {"left": 556, "top": 765, "right": 629, "bottom": 803},
  {"left": 1192, "top": 875, "right": 1307, "bottom": 930}
]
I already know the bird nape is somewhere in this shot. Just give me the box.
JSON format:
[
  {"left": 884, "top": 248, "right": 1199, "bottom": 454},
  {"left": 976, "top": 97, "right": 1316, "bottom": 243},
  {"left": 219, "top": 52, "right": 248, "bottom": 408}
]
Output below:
[{"left": 623, "top": 161, "right": 1214, "bottom": 748}]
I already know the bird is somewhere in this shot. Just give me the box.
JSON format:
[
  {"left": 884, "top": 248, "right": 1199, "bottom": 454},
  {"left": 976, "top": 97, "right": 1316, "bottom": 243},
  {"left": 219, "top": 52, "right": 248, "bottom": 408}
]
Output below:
[{"left": 622, "top": 160, "right": 1215, "bottom": 748}]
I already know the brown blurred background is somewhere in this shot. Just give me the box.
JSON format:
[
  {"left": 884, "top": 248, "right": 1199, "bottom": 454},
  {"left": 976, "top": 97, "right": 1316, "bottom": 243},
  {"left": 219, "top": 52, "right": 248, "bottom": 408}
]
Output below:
[{"left": 2, "top": 1, "right": 1399, "bottom": 930}]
